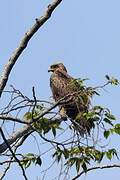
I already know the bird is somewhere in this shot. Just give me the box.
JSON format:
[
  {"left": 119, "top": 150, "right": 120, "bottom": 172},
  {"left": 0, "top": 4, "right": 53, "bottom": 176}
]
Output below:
[{"left": 48, "top": 62, "right": 94, "bottom": 136}]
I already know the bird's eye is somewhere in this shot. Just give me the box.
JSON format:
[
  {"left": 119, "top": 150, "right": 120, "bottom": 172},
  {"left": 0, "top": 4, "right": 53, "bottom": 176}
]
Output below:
[{"left": 51, "top": 65, "right": 58, "bottom": 68}]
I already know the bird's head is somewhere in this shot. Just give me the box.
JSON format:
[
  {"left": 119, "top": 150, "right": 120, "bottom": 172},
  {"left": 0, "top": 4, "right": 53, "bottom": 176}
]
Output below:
[{"left": 48, "top": 63, "right": 67, "bottom": 73}]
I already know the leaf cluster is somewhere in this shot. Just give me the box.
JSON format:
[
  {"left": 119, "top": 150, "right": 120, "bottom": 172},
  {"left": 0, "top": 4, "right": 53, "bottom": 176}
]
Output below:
[
  {"left": 52, "top": 146, "right": 118, "bottom": 173},
  {"left": 21, "top": 153, "right": 42, "bottom": 169}
]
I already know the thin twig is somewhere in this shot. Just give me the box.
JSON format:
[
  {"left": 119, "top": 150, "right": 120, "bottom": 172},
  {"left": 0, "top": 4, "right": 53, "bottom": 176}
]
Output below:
[
  {"left": 93, "top": 82, "right": 110, "bottom": 90},
  {"left": 32, "top": 86, "right": 37, "bottom": 120}
]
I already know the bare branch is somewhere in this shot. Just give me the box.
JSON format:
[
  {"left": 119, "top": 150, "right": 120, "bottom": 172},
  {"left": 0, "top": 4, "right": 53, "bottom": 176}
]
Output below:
[
  {"left": 72, "top": 164, "right": 120, "bottom": 180},
  {"left": 0, "top": 115, "right": 29, "bottom": 124},
  {"left": 0, "top": 0, "right": 63, "bottom": 98}
]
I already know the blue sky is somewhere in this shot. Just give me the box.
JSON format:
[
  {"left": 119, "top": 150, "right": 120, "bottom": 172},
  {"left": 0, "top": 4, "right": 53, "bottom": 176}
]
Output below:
[{"left": 0, "top": 0, "right": 120, "bottom": 179}]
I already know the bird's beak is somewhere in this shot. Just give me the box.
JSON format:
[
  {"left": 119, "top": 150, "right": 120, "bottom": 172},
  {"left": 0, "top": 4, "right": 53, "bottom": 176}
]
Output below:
[
  {"left": 48, "top": 68, "right": 51, "bottom": 72},
  {"left": 48, "top": 68, "right": 53, "bottom": 72}
]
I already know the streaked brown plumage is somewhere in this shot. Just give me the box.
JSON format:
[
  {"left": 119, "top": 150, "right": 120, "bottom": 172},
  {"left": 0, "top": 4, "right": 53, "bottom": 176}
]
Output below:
[{"left": 48, "top": 63, "right": 93, "bottom": 136}]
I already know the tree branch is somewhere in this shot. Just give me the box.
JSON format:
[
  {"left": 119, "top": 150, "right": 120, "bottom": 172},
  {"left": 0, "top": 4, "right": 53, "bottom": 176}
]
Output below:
[
  {"left": 0, "top": 89, "right": 83, "bottom": 153},
  {"left": 0, "top": 115, "right": 64, "bottom": 153},
  {"left": 0, "top": 125, "right": 33, "bottom": 153},
  {"left": 72, "top": 164, "right": 120, "bottom": 180},
  {"left": 0, "top": 128, "right": 28, "bottom": 180},
  {"left": 0, "top": 90, "right": 84, "bottom": 153},
  {"left": 0, "top": 115, "right": 29, "bottom": 124},
  {"left": 0, "top": 0, "right": 63, "bottom": 98},
  {"left": 0, "top": 88, "right": 94, "bottom": 153}
]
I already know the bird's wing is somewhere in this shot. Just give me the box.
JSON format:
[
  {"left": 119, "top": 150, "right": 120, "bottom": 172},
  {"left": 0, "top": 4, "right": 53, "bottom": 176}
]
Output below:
[{"left": 50, "top": 70, "right": 73, "bottom": 102}]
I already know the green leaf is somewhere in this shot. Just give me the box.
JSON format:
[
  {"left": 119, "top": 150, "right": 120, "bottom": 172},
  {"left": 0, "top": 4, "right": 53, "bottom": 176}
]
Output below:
[
  {"left": 57, "top": 153, "right": 62, "bottom": 163},
  {"left": 21, "top": 159, "right": 28, "bottom": 168},
  {"left": 23, "top": 112, "right": 32, "bottom": 121},
  {"left": 106, "top": 149, "right": 118, "bottom": 161},
  {"left": 114, "top": 124, "right": 120, "bottom": 135},
  {"left": 109, "top": 128, "right": 115, "bottom": 134},
  {"left": 95, "top": 152, "right": 105, "bottom": 163},
  {"left": 53, "top": 147, "right": 63, "bottom": 163},
  {"left": 110, "top": 77, "right": 119, "bottom": 85},
  {"left": 105, "top": 113, "right": 116, "bottom": 120},
  {"left": 52, "top": 127, "right": 56, "bottom": 137},
  {"left": 93, "top": 105, "right": 103, "bottom": 111},
  {"left": 63, "top": 148, "right": 69, "bottom": 159},
  {"left": 25, "top": 160, "right": 31, "bottom": 169},
  {"left": 105, "top": 75, "right": 110, "bottom": 80},
  {"left": 86, "top": 152, "right": 94, "bottom": 160},
  {"left": 104, "top": 130, "right": 110, "bottom": 139},
  {"left": 26, "top": 153, "right": 35, "bottom": 157},
  {"left": 35, "top": 104, "right": 44, "bottom": 111},
  {"left": 76, "top": 159, "right": 80, "bottom": 173},
  {"left": 81, "top": 162, "right": 87, "bottom": 173},
  {"left": 93, "top": 91, "right": 100, "bottom": 96},
  {"left": 36, "top": 156, "right": 42, "bottom": 166},
  {"left": 106, "top": 151, "right": 112, "bottom": 160},
  {"left": 98, "top": 152, "right": 104, "bottom": 163},
  {"left": 93, "top": 151, "right": 103, "bottom": 162},
  {"left": 21, "top": 158, "right": 32, "bottom": 169},
  {"left": 103, "top": 118, "right": 113, "bottom": 126},
  {"left": 111, "top": 149, "right": 119, "bottom": 159},
  {"left": 83, "top": 111, "right": 95, "bottom": 120},
  {"left": 66, "top": 157, "right": 78, "bottom": 167}
]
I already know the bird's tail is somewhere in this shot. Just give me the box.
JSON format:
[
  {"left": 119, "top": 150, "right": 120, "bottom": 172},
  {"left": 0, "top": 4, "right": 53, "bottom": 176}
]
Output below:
[{"left": 72, "top": 114, "right": 94, "bottom": 137}]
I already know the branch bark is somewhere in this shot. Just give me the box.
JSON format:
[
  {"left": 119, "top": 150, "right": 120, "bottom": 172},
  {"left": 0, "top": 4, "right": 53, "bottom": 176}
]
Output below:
[
  {"left": 0, "top": 115, "right": 29, "bottom": 124},
  {"left": 0, "top": 0, "right": 63, "bottom": 98},
  {"left": 0, "top": 125, "right": 33, "bottom": 153},
  {"left": 0, "top": 114, "right": 63, "bottom": 153}
]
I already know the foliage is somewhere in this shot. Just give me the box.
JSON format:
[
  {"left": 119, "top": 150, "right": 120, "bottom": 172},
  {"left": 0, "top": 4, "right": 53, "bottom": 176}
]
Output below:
[
  {"left": 0, "top": 75, "right": 119, "bottom": 179},
  {"left": 21, "top": 153, "right": 42, "bottom": 169},
  {"left": 18, "top": 76, "right": 120, "bottom": 175}
]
